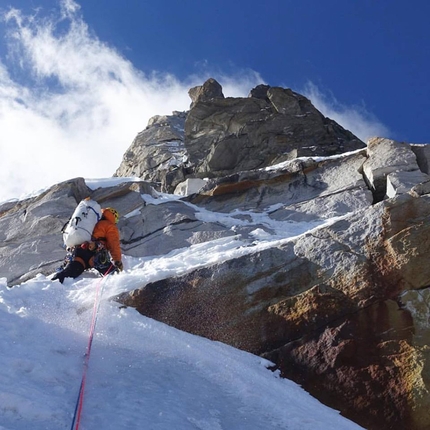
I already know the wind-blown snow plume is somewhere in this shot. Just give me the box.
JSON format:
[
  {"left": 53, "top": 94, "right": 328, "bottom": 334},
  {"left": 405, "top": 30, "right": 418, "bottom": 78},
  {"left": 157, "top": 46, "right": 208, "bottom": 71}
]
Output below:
[
  {"left": 0, "top": 0, "right": 262, "bottom": 202},
  {"left": 0, "top": 0, "right": 387, "bottom": 203},
  {"left": 303, "top": 81, "right": 390, "bottom": 142}
]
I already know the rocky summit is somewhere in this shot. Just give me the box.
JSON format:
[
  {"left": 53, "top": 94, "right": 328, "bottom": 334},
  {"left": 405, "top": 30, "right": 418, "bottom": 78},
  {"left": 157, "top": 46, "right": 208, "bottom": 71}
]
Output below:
[
  {"left": 115, "top": 78, "right": 365, "bottom": 193},
  {"left": 3, "top": 78, "right": 430, "bottom": 430}
]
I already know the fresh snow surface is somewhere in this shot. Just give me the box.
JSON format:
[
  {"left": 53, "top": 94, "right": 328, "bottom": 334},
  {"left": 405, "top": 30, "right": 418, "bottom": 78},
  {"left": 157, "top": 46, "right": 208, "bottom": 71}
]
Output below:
[
  {"left": 85, "top": 177, "right": 144, "bottom": 190},
  {"left": 0, "top": 183, "right": 364, "bottom": 430}
]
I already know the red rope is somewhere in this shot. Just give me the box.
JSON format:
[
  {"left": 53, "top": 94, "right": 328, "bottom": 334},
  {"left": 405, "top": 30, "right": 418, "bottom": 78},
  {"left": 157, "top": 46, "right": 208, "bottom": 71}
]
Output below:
[{"left": 70, "top": 264, "right": 114, "bottom": 430}]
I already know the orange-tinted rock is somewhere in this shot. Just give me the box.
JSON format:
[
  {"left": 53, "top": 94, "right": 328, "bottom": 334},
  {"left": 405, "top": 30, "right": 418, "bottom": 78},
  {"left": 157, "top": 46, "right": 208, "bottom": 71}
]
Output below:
[{"left": 117, "top": 192, "right": 430, "bottom": 429}]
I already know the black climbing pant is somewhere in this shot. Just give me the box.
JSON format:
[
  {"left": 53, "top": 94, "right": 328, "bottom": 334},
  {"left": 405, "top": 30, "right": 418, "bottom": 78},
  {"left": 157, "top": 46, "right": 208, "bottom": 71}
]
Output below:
[{"left": 52, "top": 261, "right": 85, "bottom": 284}]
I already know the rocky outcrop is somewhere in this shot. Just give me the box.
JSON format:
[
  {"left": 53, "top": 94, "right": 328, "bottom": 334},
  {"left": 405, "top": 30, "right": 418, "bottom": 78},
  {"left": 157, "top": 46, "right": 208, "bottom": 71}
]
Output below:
[
  {"left": 264, "top": 194, "right": 430, "bottom": 430},
  {"left": 184, "top": 80, "right": 366, "bottom": 177},
  {"left": 119, "top": 199, "right": 235, "bottom": 258},
  {"left": 118, "top": 189, "right": 430, "bottom": 430},
  {"left": 114, "top": 111, "right": 189, "bottom": 192},
  {"left": 188, "top": 77, "right": 224, "bottom": 107},
  {"left": 0, "top": 178, "right": 90, "bottom": 286},
  {"left": 363, "top": 137, "right": 427, "bottom": 202},
  {"left": 115, "top": 79, "right": 365, "bottom": 193},
  {"left": 0, "top": 178, "right": 153, "bottom": 286},
  {"left": 188, "top": 149, "right": 371, "bottom": 217},
  {"left": 114, "top": 130, "right": 430, "bottom": 430},
  {"left": 118, "top": 148, "right": 373, "bottom": 260}
]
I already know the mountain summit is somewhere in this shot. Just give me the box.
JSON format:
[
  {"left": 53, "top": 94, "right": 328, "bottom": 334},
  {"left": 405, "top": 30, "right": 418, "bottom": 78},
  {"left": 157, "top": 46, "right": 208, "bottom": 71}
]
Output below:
[{"left": 115, "top": 78, "right": 365, "bottom": 193}]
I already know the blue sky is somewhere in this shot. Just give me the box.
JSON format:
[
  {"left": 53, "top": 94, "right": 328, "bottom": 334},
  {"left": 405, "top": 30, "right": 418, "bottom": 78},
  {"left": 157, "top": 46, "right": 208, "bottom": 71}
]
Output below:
[{"left": 0, "top": 0, "right": 428, "bottom": 201}]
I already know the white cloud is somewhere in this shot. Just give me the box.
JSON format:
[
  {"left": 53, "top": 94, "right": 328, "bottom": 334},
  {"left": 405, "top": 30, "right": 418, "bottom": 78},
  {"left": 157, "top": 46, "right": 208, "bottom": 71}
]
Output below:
[
  {"left": 0, "top": 1, "right": 389, "bottom": 203},
  {"left": 0, "top": 1, "right": 263, "bottom": 202},
  {"left": 302, "top": 82, "right": 390, "bottom": 143}
]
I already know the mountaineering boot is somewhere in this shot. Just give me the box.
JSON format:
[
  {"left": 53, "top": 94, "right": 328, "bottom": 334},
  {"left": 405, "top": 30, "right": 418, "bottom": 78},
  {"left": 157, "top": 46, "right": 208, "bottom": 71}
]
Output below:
[
  {"left": 52, "top": 261, "right": 84, "bottom": 284},
  {"left": 51, "top": 271, "right": 66, "bottom": 284}
]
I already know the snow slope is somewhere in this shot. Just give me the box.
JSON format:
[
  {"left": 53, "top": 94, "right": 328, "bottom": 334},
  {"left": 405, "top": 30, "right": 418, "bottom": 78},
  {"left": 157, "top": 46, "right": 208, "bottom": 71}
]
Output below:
[{"left": 0, "top": 180, "right": 364, "bottom": 430}]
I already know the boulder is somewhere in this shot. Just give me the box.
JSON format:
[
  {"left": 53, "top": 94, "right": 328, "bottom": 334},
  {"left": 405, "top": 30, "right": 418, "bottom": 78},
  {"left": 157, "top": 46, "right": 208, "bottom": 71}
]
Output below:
[
  {"left": 386, "top": 170, "right": 430, "bottom": 198},
  {"left": 248, "top": 84, "right": 270, "bottom": 100},
  {"left": 188, "top": 78, "right": 224, "bottom": 107},
  {"left": 363, "top": 137, "right": 420, "bottom": 202},
  {"left": 411, "top": 143, "right": 430, "bottom": 174},
  {"left": 174, "top": 178, "right": 208, "bottom": 196}
]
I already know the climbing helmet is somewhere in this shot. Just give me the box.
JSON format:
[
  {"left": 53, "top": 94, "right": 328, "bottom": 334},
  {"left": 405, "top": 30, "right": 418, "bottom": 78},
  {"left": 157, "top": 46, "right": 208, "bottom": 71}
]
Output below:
[{"left": 103, "top": 207, "right": 119, "bottom": 223}]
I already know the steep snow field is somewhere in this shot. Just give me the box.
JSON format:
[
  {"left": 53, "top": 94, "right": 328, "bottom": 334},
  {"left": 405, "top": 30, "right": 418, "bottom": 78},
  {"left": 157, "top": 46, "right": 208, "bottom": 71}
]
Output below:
[
  {"left": 0, "top": 271, "right": 364, "bottom": 430},
  {"left": 0, "top": 178, "right": 364, "bottom": 429}
]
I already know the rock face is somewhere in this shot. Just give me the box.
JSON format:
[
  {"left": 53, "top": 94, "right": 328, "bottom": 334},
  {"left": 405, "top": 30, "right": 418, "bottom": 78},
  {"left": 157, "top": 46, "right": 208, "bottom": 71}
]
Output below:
[
  {"left": 115, "top": 130, "right": 430, "bottom": 430},
  {"left": 115, "top": 79, "right": 365, "bottom": 193},
  {"left": 0, "top": 179, "right": 154, "bottom": 286},
  {"left": 0, "top": 178, "right": 90, "bottom": 286},
  {"left": 5, "top": 79, "right": 430, "bottom": 430},
  {"left": 188, "top": 149, "right": 370, "bottom": 217},
  {"left": 363, "top": 137, "right": 423, "bottom": 202},
  {"left": 116, "top": 189, "right": 430, "bottom": 430},
  {"left": 185, "top": 84, "right": 365, "bottom": 179},
  {"left": 114, "top": 111, "right": 189, "bottom": 192}
]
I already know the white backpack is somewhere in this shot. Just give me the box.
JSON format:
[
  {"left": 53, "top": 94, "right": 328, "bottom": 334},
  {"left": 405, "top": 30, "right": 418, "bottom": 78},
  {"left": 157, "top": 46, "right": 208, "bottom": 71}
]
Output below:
[{"left": 63, "top": 198, "right": 102, "bottom": 247}]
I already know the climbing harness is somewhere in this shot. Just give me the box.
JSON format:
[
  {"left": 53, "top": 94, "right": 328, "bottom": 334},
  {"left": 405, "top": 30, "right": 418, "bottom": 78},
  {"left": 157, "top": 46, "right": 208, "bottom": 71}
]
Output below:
[
  {"left": 93, "top": 248, "right": 113, "bottom": 275},
  {"left": 70, "top": 263, "right": 115, "bottom": 430},
  {"left": 57, "top": 242, "right": 115, "bottom": 277}
]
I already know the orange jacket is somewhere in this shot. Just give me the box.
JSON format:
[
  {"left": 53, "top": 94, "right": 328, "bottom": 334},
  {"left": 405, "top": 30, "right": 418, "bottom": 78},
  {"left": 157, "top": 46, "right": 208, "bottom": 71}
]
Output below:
[{"left": 92, "top": 211, "right": 122, "bottom": 261}]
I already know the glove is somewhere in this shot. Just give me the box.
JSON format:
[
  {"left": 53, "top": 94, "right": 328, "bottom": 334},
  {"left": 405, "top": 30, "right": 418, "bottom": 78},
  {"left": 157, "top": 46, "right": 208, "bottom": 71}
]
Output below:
[{"left": 114, "top": 261, "right": 123, "bottom": 272}]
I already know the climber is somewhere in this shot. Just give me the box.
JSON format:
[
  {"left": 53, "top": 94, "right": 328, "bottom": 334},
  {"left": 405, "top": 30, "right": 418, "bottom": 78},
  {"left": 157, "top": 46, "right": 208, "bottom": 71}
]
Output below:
[{"left": 52, "top": 207, "right": 123, "bottom": 283}]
